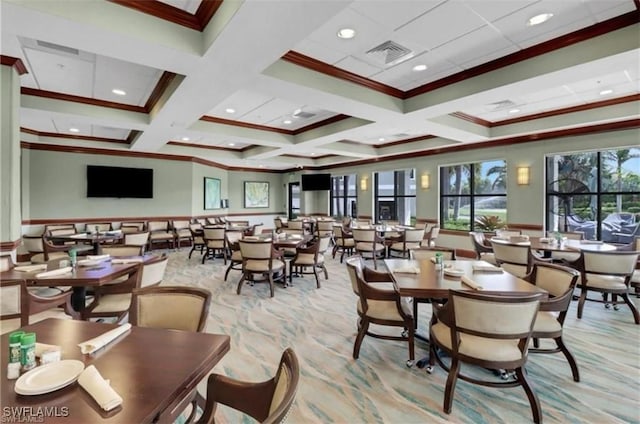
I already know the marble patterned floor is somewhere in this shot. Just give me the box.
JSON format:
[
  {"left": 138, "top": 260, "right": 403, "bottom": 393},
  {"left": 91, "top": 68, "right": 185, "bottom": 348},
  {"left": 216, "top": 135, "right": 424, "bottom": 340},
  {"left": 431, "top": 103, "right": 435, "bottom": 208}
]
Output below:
[{"left": 160, "top": 248, "right": 640, "bottom": 424}]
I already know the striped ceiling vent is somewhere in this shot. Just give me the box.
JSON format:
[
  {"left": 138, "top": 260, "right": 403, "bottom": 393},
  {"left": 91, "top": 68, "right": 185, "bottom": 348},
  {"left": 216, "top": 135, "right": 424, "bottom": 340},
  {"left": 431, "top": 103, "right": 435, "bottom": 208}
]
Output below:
[{"left": 366, "top": 40, "right": 414, "bottom": 66}]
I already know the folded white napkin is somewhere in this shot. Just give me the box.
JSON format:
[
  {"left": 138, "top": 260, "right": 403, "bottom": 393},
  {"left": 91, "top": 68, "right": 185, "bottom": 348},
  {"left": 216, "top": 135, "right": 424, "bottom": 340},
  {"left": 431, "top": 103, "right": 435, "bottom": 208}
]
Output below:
[
  {"left": 472, "top": 263, "right": 503, "bottom": 273},
  {"left": 14, "top": 264, "right": 48, "bottom": 272},
  {"left": 69, "top": 234, "right": 87, "bottom": 239},
  {"left": 77, "top": 259, "right": 102, "bottom": 267},
  {"left": 87, "top": 254, "right": 110, "bottom": 261},
  {"left": 580, "top": 240, "right": 603, "bottom": 245},
  {"left": 538, "top": 237, "right": 553, "bottom": 243},
  {"left": 111, "top": 258, "right": 144, "bottom": 264},
  {"left": 35, "top": 267, "right": 72, "bottom": 278},
  {"left": 290, "top": 234, "right": 303, "bottom": 239},
  {"left": 243, "top": 236, "right": 260, "bottom": 240},
  {"left": 461, "top": 276, "right": 484, "bottom": 290},
  {"left": 78, "top": 365, "right": 123, "bottom": 411},
  {"left": 35, "top": 342, "right": 61, "bottom": 357},
  {"left": 78, "top": 323, "right": 131, "bottom": 354},
  {"left": 394, "top": 266, "right": 420, "bottom": 274}
]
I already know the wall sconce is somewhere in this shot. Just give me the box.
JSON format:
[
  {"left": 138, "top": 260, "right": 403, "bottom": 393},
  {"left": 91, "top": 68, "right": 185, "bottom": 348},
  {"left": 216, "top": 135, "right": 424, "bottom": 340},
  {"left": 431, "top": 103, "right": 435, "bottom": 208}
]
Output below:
[
  {"left": 420, "top": 173, "right": 430, "bottom": 189},
  {"left": 517, "top": 166, "right": 530, "bottom": 185},
  {"left": 360, "top": 176, "right": 368, "bottom": 191}
]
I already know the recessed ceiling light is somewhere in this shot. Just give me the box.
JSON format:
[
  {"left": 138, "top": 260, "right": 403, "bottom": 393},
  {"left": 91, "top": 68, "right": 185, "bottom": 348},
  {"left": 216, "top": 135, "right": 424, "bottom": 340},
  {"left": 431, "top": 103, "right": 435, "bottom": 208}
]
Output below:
[
  {"left": 225, "top": 108, "right": 235, "bottom": 114},
  {"left": 378, "top": 137, "right": 385, "bottom": 142},
  {"left": 283, "top": 120, "right": 292, "bottom": 125},
  {"left": 337, "top": 28, "right": 356, "bottom": 39},
  {"left": 311, "top": 153, "right": 316, "bottom": 156},
  {"left": 181, "top": 137, "right": 190, "bottom": 141},
  {"left": 228, "top": 142, "right": 235, "bottom": 146},
  {"left": 599, "top": 89, "right": 613, "bottom": 96},
  {"left": 112, "top": 88, "right": 126, "bottom": 96},
  {"left": 508, "top": 109, "right": 520, "bottom": 114},
  {"left": 412, "top": 64, "right": 428, "bottom": 72},
  {"left": 69, "top": 128, "right": 79, "bottom": 133},
  {"left": 527, "top": 13, "right": 553, "bottom": 26}
]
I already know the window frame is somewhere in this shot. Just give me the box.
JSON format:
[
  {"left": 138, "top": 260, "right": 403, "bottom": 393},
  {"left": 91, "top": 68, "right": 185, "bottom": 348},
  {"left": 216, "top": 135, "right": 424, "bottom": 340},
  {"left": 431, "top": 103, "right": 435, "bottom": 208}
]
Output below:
[{"left": 330, "top": 174, "right": 357, "bottom": 218}]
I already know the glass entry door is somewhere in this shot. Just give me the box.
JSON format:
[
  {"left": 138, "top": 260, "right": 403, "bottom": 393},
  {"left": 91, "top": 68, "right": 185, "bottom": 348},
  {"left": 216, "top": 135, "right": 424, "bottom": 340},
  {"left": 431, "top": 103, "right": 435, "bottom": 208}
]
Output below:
[{"left": 288, "top": 182, "right": 300, "bottom": 219}]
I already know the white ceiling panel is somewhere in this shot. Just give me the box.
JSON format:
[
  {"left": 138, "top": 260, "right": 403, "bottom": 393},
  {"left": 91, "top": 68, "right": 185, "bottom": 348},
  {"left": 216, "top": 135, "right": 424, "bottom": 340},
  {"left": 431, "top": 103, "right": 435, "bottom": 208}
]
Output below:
[
  {"left": 24, "top": 47, "right": 94, "bottom": 96},
  {"left": 350, "top": 0, "right": 443, "bottom": 30},
  {"left": 94, "top": 55, "right": 161, "bottom": 106},
  {"left": 463, "top": 0, "right": 540, "bottom": 23},
  {"left": 433, "top": 25, "right": 517, "bottom": 68},
  {"left": 19, "top": 112, "right": 56, "bottom": 132},
  {"left": 91, "top": 125, "right": 130, "bottom": 139},
  {"left": 395, "top": 1, "right": 487, "bottom": 50},
  {"left": 334, "top": 56, "right": 383, "bottom": 78},
  {"left": 242, "top": 98, "right": 301, "bottom": 125},
  {"left": 207, "top": 90, "right": 274, "bottom": 119},
  {"left": 157, "top": 0, "right": 201, "bottom": 14},
  {"left": 292, "top": 38, "right": 347, "bottom": 65}
]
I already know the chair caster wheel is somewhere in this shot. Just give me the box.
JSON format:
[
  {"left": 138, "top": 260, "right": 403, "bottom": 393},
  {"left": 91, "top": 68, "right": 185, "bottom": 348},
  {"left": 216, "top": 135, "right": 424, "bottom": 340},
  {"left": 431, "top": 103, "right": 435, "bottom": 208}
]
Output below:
[
  {"left": 605, "top": 303, "right": 611, "bottom": 309},
  {"left": 500, "top": 370, "right": 510, "bottom": 380},
  {"left": 613, "top": 305, "right": 619, "bottom": 311},
  {"left": 401, "top": 329, "right": 409, "bottom": 337},
  {"left": 406, "top": 360, "right": 414, "bottom": 368},
  {"left": 425, "top": 366, "right": 433, "bottom": 374}
]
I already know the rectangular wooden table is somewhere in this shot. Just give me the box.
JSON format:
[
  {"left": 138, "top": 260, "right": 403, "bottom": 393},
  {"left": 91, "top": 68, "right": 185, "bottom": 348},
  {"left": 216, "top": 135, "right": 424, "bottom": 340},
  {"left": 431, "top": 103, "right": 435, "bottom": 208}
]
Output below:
[
  {"left": 1, "top": 319, "right": 230, "bottom": 424},
  {"left": 48, "top": 233, "right": 123, "bottom": 255},
  {"left": 0, "top": 256, "right": 152, "bottom": 312},
  {"left": 386, "top": 258, "right": 547, "bottom": 299}
]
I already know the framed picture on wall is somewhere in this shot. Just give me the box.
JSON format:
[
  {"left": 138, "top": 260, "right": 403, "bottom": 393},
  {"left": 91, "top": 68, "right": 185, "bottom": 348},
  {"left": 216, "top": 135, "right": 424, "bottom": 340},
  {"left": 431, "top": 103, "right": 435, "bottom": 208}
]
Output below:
[
  {"left": 244, "top": 181, "right": 269, "bottom": 208},
  {"left": 204, "top": 177, "right": 221, "bottom": 210}
]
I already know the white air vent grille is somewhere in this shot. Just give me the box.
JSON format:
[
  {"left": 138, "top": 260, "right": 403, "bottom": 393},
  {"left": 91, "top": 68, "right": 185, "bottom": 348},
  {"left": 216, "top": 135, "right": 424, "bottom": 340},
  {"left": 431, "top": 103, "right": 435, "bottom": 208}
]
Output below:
[
  {"left": 392, "top": 133, "right": 410, "bottom": 138},
  {"left": 293, "top": 111, "right": 316, "bottom": 119},
  {"left": 36, "top": 40, "right": 79, "bottom": 55},
  {"left": 488, "top": 100, "right": 516, "bottom": 110},
  {"left": 366, "top": 41, "right": 414, "bottom": 66}
]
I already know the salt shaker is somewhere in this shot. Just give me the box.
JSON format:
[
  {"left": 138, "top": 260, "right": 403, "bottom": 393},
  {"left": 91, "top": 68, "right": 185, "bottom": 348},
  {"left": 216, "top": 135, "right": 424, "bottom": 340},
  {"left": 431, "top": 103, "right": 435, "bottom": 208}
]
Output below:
[{"left": 434, "top": 253, "right": 443, "bottom": 271}]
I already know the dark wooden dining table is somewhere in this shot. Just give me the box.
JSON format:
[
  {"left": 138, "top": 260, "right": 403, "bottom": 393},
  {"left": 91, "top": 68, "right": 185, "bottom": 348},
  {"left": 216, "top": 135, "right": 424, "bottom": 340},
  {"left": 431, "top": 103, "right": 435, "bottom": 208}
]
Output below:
[
  {"left": 0, "top": 318, "right": 230, "bottom": 424},
  {"left": 0, "top": 256, "right": 153, "bottom": 312},
  {"left": 48, "top": 232, "right": 123, "bottom": 255}
]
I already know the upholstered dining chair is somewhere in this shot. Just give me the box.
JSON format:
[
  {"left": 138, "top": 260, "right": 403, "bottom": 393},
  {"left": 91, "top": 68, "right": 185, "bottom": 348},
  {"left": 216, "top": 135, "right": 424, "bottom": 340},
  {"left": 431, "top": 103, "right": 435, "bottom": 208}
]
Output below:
[
  {"left": 491, "top": 239, "right": 543, "bottom": 278},
  {"left": 130, "top": 286, "right": 211, "bottom": 332},
  {"left": 22, "top": 234, "right": 69, "bottom": 264},
  {"left": 238, "top": 240, "right": 286, "bottom": 298},
  {"left": 147, "top": 221, "right": 175, "bottom": 250},
  {"left": 548, "top": 231, "right": 585, "bottom": 263},
  {"left": 352, "top": 228, "right": 386, "bottom": 269},
  {"left": 629, "top": 236, "right": 640, "bottom": 297},
  {"left": 120, "top": 221, "right": 145, "bottom": 234},
  {"left": 575, "top": 250, "right": 640, "bottom": 324},
  {"left": 172, "top": 220, "right": 193, "bottom": 249},
  {"left": 469, "top": 232, "right": 497, "bottom": 265},
  {"left": 421, "top": 226, "right": 440, "bottom": 248},
  {"left": 196, "top": 348, "right": 299, "bottom": 424},
  {"left": 429, "top": 290, "right": 544, "bottom": 423},
  {"left": 0, "top": 256, "right": 77, "bottom": 334},
  {"left": 523, "top": 263, "right": 581, "bottom": 381},
  {"left": 188, "top": 224, "right": 205, "bottom": 259},
  {"left": 202, "top": 228, "right": 227, "bottom": 264},
  {"left": 388, "top": 228, "right": 425, "bottom": 258},
  {"left": 332, "top": 225, "right": 354, "bottom": 263},
  {"left": 289, "top": 235, "right": 331, "bottom": 288},
  {"left": 123, "top": 231, "right": 150, "bottom": 254},
  {"left": 345, "top": 256, "right": 415, "bottom": 367},
  {"left": 81, "top": 255, "right": 168, "bottom": 322},
  {"left": 316, "top": 220, "right": 335, "bottom": 244}
]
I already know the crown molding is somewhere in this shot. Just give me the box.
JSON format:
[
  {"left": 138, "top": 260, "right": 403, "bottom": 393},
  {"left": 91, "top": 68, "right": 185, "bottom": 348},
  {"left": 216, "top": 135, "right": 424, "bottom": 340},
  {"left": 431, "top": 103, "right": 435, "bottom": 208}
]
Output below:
[{"left": 1, "top": 55, "right": 28, "bottom": 75}]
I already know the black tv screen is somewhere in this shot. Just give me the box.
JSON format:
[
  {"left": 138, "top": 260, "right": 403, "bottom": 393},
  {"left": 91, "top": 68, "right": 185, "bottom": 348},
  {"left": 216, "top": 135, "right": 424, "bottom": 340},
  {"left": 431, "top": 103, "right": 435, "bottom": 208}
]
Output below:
[
  {"left": 301, "top": 173, "right": 331, "bottom": 191},
  {"left": 87, "top": 165, "right": 153, "bottom": 198}
]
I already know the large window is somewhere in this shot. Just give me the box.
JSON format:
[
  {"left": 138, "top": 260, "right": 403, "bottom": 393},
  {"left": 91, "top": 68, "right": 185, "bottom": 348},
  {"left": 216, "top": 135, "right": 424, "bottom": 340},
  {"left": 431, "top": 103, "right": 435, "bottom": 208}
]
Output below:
[
  {"left": 330, "top": 175, "right": 357, "bottom": 218},
  {"left": 440, "top": 160, "right": 507, "bottom": 231},
  {"left": 546, "top": 148, "right": 640, "bottom": 243},
  {"left": 374, "top": 169, "right": 416, "bottom": 224}
]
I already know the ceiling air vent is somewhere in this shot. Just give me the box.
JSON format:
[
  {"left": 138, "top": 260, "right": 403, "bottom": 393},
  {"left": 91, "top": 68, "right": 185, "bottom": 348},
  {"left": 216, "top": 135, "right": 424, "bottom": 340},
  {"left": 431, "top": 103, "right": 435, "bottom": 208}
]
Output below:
[
  {"left": 392, "top": 133, "right": 410, "bottom": 138},
  {"left": 488, "top": 100, "right": 516, "bottom": 110},
  {"left": 366, "top": 40, "right": 414, "bottom": 66},
  {"left": 36, "top": 40, "right": 79, "bottom": 55},
  {"left": 293, "top": 110, "right": 316, "bottom": 119}
]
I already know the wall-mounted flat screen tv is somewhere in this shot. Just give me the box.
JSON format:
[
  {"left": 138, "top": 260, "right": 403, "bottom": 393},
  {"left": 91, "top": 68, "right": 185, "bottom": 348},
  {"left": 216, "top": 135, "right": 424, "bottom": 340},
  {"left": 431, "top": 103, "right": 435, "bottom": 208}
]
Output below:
[
  {"left": 301, "top": 173, "right": 331, "bottom": 191},
  {"left": 87, "top": 165, "right": 153, "bottom": 198}
]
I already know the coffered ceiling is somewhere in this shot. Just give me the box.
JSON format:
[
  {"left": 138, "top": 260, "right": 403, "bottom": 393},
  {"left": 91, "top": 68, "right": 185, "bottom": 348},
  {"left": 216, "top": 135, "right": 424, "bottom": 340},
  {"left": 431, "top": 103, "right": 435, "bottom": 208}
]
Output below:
[{"left": 2, "top": 0, "right": 639, "bottom": 171}]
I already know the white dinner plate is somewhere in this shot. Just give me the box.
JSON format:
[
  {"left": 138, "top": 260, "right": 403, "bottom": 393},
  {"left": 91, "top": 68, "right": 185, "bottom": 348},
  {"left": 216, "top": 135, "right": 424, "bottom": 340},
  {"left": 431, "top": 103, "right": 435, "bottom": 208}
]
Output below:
[
  {"left": 15, "top": 360, "right": 85, "bottom": 395},
  {"left": 444, "top": 268, "right": 465, "bottom": 277}
]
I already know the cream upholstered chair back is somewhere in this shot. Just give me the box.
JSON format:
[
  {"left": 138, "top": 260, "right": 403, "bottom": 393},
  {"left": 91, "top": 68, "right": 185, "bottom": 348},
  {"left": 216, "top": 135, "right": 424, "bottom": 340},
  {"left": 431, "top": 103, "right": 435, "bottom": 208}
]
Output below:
[
  {"left": 317, "top": 220, "right": 335, "bottom": 236},
  {"left": 226, "top": 230, "right": 243, "bottom": 245},
  {"left": 582, "top": 251, "right": 638, "bottom": 276},
  {"left": 48, "top": 227, "right": 76, "bottom": 237},
  {"left": 317, "top": 234, "right": 332, "bottom": 254},
  {"left": 121, "top": 222, "right": 145, "bottom": 234},
  {"left": 124, "top": 231, "right": 150, "bottom": 246},
  {"left": 531, "top": 262, "right": 580, "bottom": 298},
  {"left": 1, "top": 278, "right": 26, "bottom": 333},
  {"left": 451, "top": 290, "right": 541, "bottom": 338},
  {"left": 404, "top": 228, "right": 425, "bottom": 243},
  {"left": 252, "top": 224, "right": 265, "bottom": 236},
  {"left": 102, "top": 245, "right": 144, "bottom": 257},
  {"left": 334, "top": 225, "right": 346, "bottom": 239},
  {"left": 0, "top": 255, "right": 13, "bottom": 272},
  {"left": 411, "top": 247, "right": 456, "bottom": 261},
  {"left": 383, "top": 220, "right": 400, "bottom": 226},
  {"left": 239, "top": 240, "right": 272, "bottom": 261},
  {"left": 140, "top": 255, "right": 169, "bottom": 288},
  {"left": 491, "top": 240, "right": 531, "bottom": 277},
  {"left": 288, "top": 220, "right": 304, "bottom": 231},
  {"left": 147, "top": 221, "right": 168, "bottom": 232},
  {"left": 496, "top": 229, "right": 522, "bottom": 238},
  {"left": 203, "top": 228, "right": 226, "bottom": 248},
  {"left": 267, "top": 348, "right": 300, "bottom": 419},
  {"left": 130, "top": 286, "right": 211, "bottom": 332},
  {"left": 352, "top": 228, "right": 376, "bottom": 243},
  {"left": 548, "top": 231, "right": 584, "bottom": 240},
  {"left": 22, "top": 235, "right": 44, "bottom": 254},
  {"left": 172, "top": 220, "right": 189, "bottom": 230},
  {"left": 85, "top": 223, "right": 111, "bottom": 232}
]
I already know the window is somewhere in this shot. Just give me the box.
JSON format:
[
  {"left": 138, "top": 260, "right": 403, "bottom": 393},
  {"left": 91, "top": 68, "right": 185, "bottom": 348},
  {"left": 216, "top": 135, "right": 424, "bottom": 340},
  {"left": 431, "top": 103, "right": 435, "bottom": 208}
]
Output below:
[
  {"left": 440, "top": 160, "right": 507, "bottom": 231},
  {"left": 374, "top": 169, "right": 416, "bottom": 225},
  {"left": 546, "top": 148, "right": 640, "bottom": 243},
  {"left": 330, "top": 175, "right": 357, "bottom": 218}
]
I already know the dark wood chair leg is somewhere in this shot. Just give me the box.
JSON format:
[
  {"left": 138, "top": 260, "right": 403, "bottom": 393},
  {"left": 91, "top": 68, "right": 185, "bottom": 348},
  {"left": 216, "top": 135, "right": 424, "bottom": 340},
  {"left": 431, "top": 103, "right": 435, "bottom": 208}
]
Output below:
[
  {"left": 443, "top": 359, "right": 460, "bottom": 414},
  {"left": 555, "top": 337, "right": 580, "bottom": 382},
  {"left": 515, "top": 367, "right": 542, "bottom": 424},
  {"left": 353, "top": 318, "right": 369, "bottom": 359}
]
